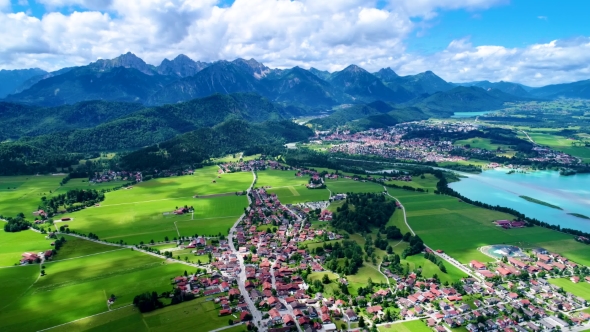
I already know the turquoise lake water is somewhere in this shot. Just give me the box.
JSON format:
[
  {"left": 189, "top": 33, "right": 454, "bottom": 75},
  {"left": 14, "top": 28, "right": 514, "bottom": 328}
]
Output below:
[
  {"left": 449, "top": 169, "right": 590, "bottom": 232},
  {"left": 451, "top": 111, "right": 496, "bottom": 118}
]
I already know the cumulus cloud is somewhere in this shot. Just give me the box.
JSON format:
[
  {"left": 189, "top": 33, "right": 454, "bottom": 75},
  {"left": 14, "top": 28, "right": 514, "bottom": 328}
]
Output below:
[
  {"left": 0, "top": 0, "right": 588, "bottom": 85},
  {"left": 394, "top": 37, "right": 590, "bottom": 86}
]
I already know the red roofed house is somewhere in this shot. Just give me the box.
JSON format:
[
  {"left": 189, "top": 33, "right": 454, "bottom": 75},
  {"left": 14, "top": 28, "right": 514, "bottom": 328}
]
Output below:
[
  {"left": 470, "top": 260, "right": 486, "bottom": 270},
  {"left": 283, "top": 314, "right": 295, "bottom": 326}
]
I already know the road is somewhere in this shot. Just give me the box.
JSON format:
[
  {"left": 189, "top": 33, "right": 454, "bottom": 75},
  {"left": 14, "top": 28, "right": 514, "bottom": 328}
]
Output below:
[
  {"left": 384, "top": 187, "right": 481, "bottom": 281},
  {"left": 520, "top": 130, "right": 535, "bottom": 144},
  {"left": 270, "top": 265, "right": 303, "bottom": 332},
  {"left": 227, "top": 170, "right": 264, "bottom": 329}
]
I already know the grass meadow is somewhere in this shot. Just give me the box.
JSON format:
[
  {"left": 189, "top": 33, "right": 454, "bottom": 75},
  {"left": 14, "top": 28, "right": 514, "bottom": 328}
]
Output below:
[
  {"left": 386, "top": 174, "right": 439, "bottom": 192},
  {"left": 549, "top": 278, "right": 590, "bottom": 300},
  {"left": 518, "top": 131, "right": 590, "bottom": 163},
  {"left": 0, "top": 230, "right": 54, "bottom": 267},
  {"left": 326, "top": 178, "right": 385, "bottom": 194},
  {"left": 0, "top": 249, "right": 185, "bottom": 332},
  {"left": 388, "top": 188, "right": 590, "bottom": 265},
  {"left": 67, "top": 195, "right": 247, "bottom": 244},
  {"left": 257, "top": 169, "right": 330, "bottom": 203},
  {"left": 47, "top": 294, "right": 236, "bottom": 332},
  {"left": 378, "top": 320, "right": 431, "bottom": 332},
  {"left": 0, "top": 175, "right": 64, "bottom": 218}
]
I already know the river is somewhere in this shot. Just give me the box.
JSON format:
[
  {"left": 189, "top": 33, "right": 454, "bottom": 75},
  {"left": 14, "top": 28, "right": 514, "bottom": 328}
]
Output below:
[{"left": 449, "top": 168, "right": 590, "bottom": 232}]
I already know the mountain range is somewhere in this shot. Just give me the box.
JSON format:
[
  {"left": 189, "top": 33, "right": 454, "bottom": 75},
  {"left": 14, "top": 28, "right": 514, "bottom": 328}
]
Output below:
[{"left": 6, "top": 52, "right": 589, "bottom": 109}]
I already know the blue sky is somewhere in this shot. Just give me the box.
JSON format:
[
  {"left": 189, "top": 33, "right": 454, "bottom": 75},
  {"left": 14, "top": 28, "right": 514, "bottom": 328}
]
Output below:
[
  {"left": 408, "top": 1, "right": 590, "bottom": 54},
  {"left": 2, "top": 0, "right": 590, "bottom": 85}
]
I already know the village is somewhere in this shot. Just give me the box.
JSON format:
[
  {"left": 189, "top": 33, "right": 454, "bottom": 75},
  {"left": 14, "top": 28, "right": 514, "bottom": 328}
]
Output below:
[
  {"left": 14, "top": 160, "right": 590, "bottom": 332},
  {"left": 309, "top": 121, "right": 581, "bottom": 166},
  {"left": 149, "top": 164, "right": 590, "bottom": 332}
]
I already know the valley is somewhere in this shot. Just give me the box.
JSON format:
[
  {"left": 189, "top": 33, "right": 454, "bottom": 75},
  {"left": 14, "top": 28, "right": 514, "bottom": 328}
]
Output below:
[{"left": 1, "top": 53, "right": 590, "bottom": 332}]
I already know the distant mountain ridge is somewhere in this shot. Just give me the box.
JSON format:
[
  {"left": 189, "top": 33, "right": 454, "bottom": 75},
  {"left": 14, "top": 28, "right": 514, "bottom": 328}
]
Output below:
[
  {"left": 4, "top": 52, "right": 590, "bottom": 109},
  {"left": 0, "top": 68, "right": 47, "bottom": 98}
]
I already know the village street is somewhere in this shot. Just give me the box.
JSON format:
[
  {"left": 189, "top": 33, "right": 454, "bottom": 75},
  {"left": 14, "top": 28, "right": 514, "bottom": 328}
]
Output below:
[{"left": 227, "top": 170, "right": 264, "bottom": 328}]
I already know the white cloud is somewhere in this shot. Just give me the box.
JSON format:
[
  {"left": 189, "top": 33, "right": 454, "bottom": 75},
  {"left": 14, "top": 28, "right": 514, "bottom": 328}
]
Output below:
[
  {"left": 537, "top": 15, "right": 548, "bottom": 20},
  {"left": 0, "top": 0, "right": 589, "bottom": 86},
  {"left": 394, "top": 37, "right": 590, "bottom": 86}
]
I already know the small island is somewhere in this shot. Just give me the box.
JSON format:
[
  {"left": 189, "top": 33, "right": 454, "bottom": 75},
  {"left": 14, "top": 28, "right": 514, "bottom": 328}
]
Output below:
[
  {"left": 519, "top": 195, "right": 562, "bottom": 210},
  {"left": 568, "top": 213, "right": 590, "bottom": 220}
]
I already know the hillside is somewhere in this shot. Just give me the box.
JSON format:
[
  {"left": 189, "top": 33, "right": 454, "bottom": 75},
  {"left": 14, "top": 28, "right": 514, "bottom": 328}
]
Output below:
[
  {"left": 309, "top": 101, "right": 428, "bottom": 130},
  {"left": 121, "top": 119, "right": 313, "bottom": 170},
  {"left": 0, "top": 68, "right": 47, "bottom": 98},
  {"left": 529, "top": 79, "right": 590, "bottom": 99},
  {"left": 383, "top": 71, "right": 454, "bottom": 95},
  {"left": 0, "top": 101, "right": 144, "bottom": 140},
  {"left": 329, "top": 65, "right": 412, "bottom": 103},
  {"left": 454, "top": 80, "right": 531, "bottom": 97},
  {"left": 413, "top": 86, "right": 527, "bottom": 116},
  {"left": 5, "top": 66, "right": 177, "bottom": 106}
]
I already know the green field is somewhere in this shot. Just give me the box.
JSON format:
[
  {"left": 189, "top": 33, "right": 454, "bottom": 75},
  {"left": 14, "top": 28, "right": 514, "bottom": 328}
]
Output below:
[
  {"left": 386, "top": 174, "right": 439, "bottom": 192},
  {"left": 53, "top": 236, "right": 123, "bottom": 261},
  {"left": 0, "top": 249, "right": 185, "bottom": 332},
  {"left": 66, "top": 195, "right": 247, "bottom": 245},
  {"left": 403, "top": 254, "right": 467, "bottom": 284},
  {"left": 549, "top": 278, "right": 590, "bottom": 300},
  {"left": 378, "top": 320, "right": 431, "bottom": 332},
  {"left": 326, "top": 178, "right": 385, "bottom": 194},
  {"left": 0, "top": 175, "right": 131, "bottom": 219},
  {"left": 520, "top": 131, "right": 590, "bottom": 163},
  {"left": 0, "top": 230, "right": 54, "bottom": 266},
  {"left": 269, "top": 186, "right": 330, "bottom": 204},
  {"left": 392, "top": 190, "right": 590, "bottom": 265},
  {"left": 455, "top": 138, "right": 510, "bottom": 151},
  {"left": 0, "top": 175, "right": 64, "bottom": 218},
  {"left": 256, "top": 169, "right": 308, "bottom": 188}
]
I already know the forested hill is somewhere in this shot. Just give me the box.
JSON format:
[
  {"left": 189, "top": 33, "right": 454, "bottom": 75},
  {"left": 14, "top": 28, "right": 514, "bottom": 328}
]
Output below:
[
  {"left": 0, "top": 100, "right": 145, "bottom": 141},
  {"left": 121, "top": 119, "right": 313, "bottom": 170},
  {"left": 0, "top": 93, "right": 306, "bottom": 144},
  {"left": 0, "top": 93, "right": 312, "bottom": 175}
]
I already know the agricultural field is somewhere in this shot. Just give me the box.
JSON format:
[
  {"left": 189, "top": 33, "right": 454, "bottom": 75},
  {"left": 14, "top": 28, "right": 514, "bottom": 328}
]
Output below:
[
  {"left": 269, "top": 186, "right": 329, "bottom": 204},
  {"left": 517, "top": 130, "right": 590, "bottom": 163},
  {"left": 0, "top": 175, "right": 64, "bottom": 218},
  {"left": 52, "top": 236, "right": 122, "bottom": 261},
  {"left": 454, "top": 137, "right": 504, "bottom": 150},
  {"left": 0, "top": 230, "right": 54, "bottom": 266},
  {"left": 66, "top": 195, "right": 247, "bottom": 245},
  {"left": 389, "top": 189, "right": 590, "bottom": 265},
  {"left": 386, "top": 174, "right": 439, "bottom": 192},
  {"left": 378, "top": 320, "right": 431, "bottom": 332},
  {"left": 0, "top": 249, "right": 185, "bottom": 332},
  {"left": 326, "top": 178, "right": 385, "bottom": 194},
  {"left": 256, "top": 169, "right": 308, "bottom": 188},
  {"left": 549, "top": 278, "right": 590, "bottom": 301}
]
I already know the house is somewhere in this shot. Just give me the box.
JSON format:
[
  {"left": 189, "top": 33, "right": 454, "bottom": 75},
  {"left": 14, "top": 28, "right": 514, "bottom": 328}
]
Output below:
[
  {"left": 345, "top": 309, "right": 358, "bottom": 321},
  {"left": 20, "top": 252, "right": 39, "bottom": 264},
  {"left": 470, "top": 260, "right": 486, "bottom": 270},
  {"left": 269, "top": 308, "right": 282, "bottom": 322},
  {"left": 366, "top": 305, "right": 382, "bottom": 314},
  {"left": 571, "top": 276, "right": 580, "bottom": 283},
  {"left": 283, "top": 314, "right": 295, "bottom": 326},
  {"left": 219, "top": 309, "right": 232, "bottom": 316}
]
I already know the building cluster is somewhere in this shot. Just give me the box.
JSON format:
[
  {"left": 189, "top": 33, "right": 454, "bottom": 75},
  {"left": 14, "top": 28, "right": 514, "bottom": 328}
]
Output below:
[
  {"left": 90, "top": 170, "right": 142, "bottom": 183},
  {"left": 312, "top": 121, "right": 581, "bottom": 166}
]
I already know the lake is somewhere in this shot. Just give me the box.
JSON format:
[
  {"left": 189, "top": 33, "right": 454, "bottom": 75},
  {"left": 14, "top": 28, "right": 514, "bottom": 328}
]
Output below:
[
  {"left": 451, "top": 111, "right": 497, "bottom": 118},
  {"left": 449, "top": 168, "right": 590, "bottom": 232}
]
